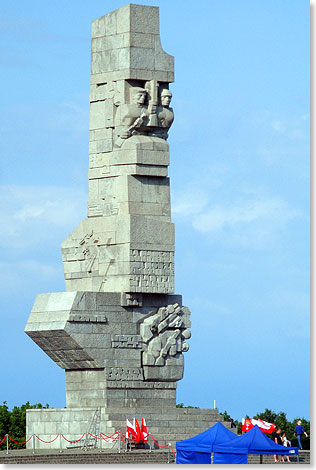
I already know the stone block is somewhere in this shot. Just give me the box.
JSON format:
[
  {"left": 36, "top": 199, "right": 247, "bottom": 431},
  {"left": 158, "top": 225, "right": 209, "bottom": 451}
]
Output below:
[
  {"left": 93, "top": 127, "right": 114, "bottom": 141},
  {"left": 115, "top": 5, "right": 130, "bottom": 34},
  {"left": 116, "top": 175, "right": 170, "bottom": 206},
  {"left": 91, "top": 35, "right": 124, "bottom": 53},
  {"left": 129, "top": 215, "right": 174, "bottom": 245},
  {"left": 127, "top": 32, "right": 153, "bottom": 49},
  {"left": 92, "top": 11, "right": 117, "bottom": 38},
  {"left": 130, "top": 47, "right": 155, "bottom": 70},
  {"left": 89, "top": 138, "right": 112, "bottom": 154},
  {"left": 65, "top": 278, "right": 93, "bottom": 291},
  {"left": 154, "top": 36, "right": 174, "bottom": 73},
  {"left": 129, "top": 4, "right": 159, "bottom": 35},
  {"left": 112, "top": 348, "right": 141, "bottom": 360},
  {"left": 144, "top": 362, "right": 184, "bottom": 382},
  {"left": 71, "top": 333, "right": 112, "bottom": 349},
  {"left": 107, "top": 163, "right": 168, "bottom": 178},
  {"left": 109, "top": 147, "right": 169, "bottom": 167},
  {"left": 120, "top": 322, "right": 138, "bottom": 334},
  {"left": 89, "top": 152, "right": 110, "bottom": 169},
  {"left": 117, "top": 47, "right": 130, "bottom": 69},
  {"left": 43, "top": 422, "right": 57, "bottom": 434},
  {"left": 130, "top": 242, "right": 175, "bottom": 253},
  {"left": 89, "top": 100, "right": 107, "bottom": 129},
  {"left": 31, "top": 292, "right": 77, "bottom": 313}
]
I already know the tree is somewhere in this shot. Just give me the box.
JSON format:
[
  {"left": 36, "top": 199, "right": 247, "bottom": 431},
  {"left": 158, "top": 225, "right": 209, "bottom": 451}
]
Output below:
[
  {"left": 253, "top": 408, "right": 277, "bottom": 424},
  {"left": 0, "top": 402, "right": 10, "bottom": 438},
  {"left": 220, "top": 410, "right": 231, "bottom": 421},
  {"left": 176, "top": 403, "right": 199, "bottom": 409},
  {"left": 0, "top": 402, "right": 49, "bottom": 450}
]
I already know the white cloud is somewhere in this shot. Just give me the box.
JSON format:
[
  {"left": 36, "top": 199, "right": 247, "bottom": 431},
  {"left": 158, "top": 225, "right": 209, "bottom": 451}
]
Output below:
[
  {"left": 0, "top": 259, "right": 64, "bottom": 298},
  {"left": 14, "top": 201, "right": 55, "bottom": 221},
  {"left": 172, "top": 190, "right": 209, "bottom": 216},
  {"left": 0, "top": 184, "right": 87, "bottom": 251},
  {"left": 192, "top": 197, "right": 299, "bottom": 248},
  {"left": 192, "top": 198, "right": 297, "bottom": 233},
  {"left": 172, "top": 181, "right": 300, "bottom": 249},
  {"left": 172, "top": 167, "right": 225, "bottom": 217}
]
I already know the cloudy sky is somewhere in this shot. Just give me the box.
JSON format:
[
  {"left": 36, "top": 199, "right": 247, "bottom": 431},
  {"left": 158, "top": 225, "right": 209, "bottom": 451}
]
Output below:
[{"left": 1, "top": 0, "right": 309, "bottom": 422}]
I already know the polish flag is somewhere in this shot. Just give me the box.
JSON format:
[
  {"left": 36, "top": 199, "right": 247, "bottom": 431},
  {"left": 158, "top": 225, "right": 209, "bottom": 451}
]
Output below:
[
  {"left": 126, "top": 418, "right": 137, "bottom": 439},
  {"left": 141, "top": 418, "right": 148, "bottom": 442},
  {"left": 242, "top": 418, "right": 275, "bottom": 434},
  {"left": 135, "top": 418, "right": 142, "bottom": 443}
]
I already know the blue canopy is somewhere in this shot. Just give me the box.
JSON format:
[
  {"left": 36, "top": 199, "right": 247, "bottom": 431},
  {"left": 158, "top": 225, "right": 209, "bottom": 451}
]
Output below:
[
  {"left": 176, "top": 422, "right": 237, "bottom": 464},
  {"left": 213, "top": 425, "right": 298, "bottom": 464}
]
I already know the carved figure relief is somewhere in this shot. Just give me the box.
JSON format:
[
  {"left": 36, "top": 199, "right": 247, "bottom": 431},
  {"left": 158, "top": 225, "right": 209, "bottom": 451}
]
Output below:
[
  {"left": 115, "top": 83, "right": 174, "bottom": 145},
  {"left": 119, "top": 87, "right": 149, "bottom": 139},
  {"left": 140, "top": 303, "right": 190, "bottom": 368},
  {"left": 157, "top": 89, "right": 174, "bottom": 134}
]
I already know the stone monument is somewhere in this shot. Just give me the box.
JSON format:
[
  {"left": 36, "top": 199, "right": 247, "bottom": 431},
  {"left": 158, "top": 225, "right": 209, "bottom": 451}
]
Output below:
[{"left": 25, "top": 4, "right": 228, "bottom": 448}]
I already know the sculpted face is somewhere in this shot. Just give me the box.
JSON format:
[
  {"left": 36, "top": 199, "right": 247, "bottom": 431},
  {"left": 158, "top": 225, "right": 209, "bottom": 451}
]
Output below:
[
  {"left": 132, "top": 88, "right": 147, "bottom": 105},
  {"left": 161, "top": 90, "right": 172, "bottom": 107}
]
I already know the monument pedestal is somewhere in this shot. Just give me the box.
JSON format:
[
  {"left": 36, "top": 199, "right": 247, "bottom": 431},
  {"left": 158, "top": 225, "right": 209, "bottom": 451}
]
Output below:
[{"left": 26, "top": 407, "right": 225, "bottom": 450}]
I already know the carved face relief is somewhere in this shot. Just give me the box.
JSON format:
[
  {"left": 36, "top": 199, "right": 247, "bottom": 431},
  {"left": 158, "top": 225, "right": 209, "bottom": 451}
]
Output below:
[
  {"left": 132, "top": 88, "right": 147, "bottom": 105},
  {"left": 161, "top": 91, "right": 172, "bottom": 108}
]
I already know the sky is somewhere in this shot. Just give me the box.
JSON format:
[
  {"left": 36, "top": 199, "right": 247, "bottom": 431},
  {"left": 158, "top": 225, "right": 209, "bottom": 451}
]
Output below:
[{"left": 0, "top": 0, "right": 310, "bottom": 423}]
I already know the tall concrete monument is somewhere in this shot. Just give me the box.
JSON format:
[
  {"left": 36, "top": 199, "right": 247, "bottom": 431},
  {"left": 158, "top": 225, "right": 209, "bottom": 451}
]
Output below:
[{"left": 25, "top": 4, "right": 227, "bottom": 448}]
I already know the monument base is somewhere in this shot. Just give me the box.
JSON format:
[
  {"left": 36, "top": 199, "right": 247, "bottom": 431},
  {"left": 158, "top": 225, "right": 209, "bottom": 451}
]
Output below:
[{"left": 26, "top": 406, "right": 228, "bottom": 449}]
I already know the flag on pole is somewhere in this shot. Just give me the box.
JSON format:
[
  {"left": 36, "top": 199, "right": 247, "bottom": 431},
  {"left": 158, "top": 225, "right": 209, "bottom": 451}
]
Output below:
[
  {"left": 126, "top": 418, "right": 137, "bottom": 439},
  {"left": 135, "top": 418, "right": 142, "bottom": 443},
  {"left": 242, "top": 418, "right": 275, "bottom": 434},
  {"left": 127, "top": 417, "right": 149, "bottom": 443},
  {"left": 141, "top": 418, "right": 148, "bottom": 442}
]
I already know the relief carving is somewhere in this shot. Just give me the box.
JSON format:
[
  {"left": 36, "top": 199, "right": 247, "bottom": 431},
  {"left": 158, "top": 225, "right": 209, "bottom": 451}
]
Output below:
[
  {"left": 62, "top": 231, "right": 115, "bottom": 281},
  {"left": 112, "top": 334, "right": 142, "bottom": 349},
  {"left": 119, "top": 87, "right": 149, "bottom": 139},
  {"left": 68, "top": 313, "right": 107, "bottom": 323},
  {"left": 106, "top": 381, "right": 176, "bottom": 389},
  {"left": 129, "top": 249, "right": 174, "bottom": 293},
  {"left": 105, "top": 367, "right": 143, "bottom": 381},
  {"left": 120, "top": 292, "right": 143, "bottom": 307},
  {"left": 115, "top": 84, "right": 174, "bottom": 145},
  {"left": 140, "top": 304, "right": 191, "bottom": 369}
]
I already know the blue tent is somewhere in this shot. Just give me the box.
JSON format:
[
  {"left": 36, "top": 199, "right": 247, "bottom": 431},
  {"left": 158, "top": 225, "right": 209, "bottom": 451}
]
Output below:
[
  {"left": 213, "top": 425, "right": 299, "bottom": 464},
  {"left": 176, "top": 422, "right": 238, "bottom": 464}
]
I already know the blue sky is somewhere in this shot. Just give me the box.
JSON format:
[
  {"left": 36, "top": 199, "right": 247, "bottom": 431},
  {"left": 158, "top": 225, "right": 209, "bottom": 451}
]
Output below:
[{"left": 0, "top": 0, "right": 310, "bottom": 422}]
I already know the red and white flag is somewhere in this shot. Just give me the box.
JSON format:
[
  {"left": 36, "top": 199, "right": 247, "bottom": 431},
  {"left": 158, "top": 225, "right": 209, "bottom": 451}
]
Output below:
[
  {"left": 134, "top": 418, "right": 142, "bottom": 443},
  {"left": 141, "top": 418, "right": 148, "bottom": 442},
  {"left": 242, "top": 418, "right": 275, "bottom": 434},
  {"left": 126, "top": 418, "right": 137, "bottom": 439},
  {"left": 127, "top": 417, "right": 149, "bottom": 443}
]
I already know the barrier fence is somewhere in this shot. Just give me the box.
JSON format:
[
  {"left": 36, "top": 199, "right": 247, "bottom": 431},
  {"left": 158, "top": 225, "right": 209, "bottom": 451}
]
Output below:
[{"left": 0, "top": 431, "right": 176, "bottom": 459}]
